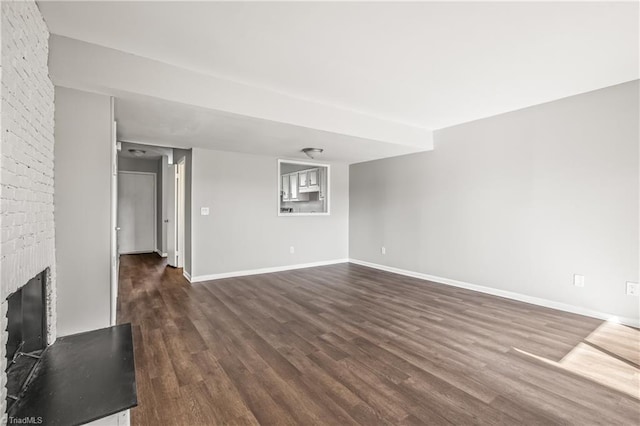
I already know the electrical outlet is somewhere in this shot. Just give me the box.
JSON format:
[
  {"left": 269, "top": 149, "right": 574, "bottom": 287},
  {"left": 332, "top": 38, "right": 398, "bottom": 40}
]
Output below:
[
  {"left": 200, "top": 207, "right": 210, "bottom": 216},
  {"left": 626, "top": 282, "right": 639, "bottom": 296},
  {"left": 381, "top": 246, "right": 386, "bottom": 255},
  {"left": 573, "top": 274, "right": 585, "bottom": 288},
  {"left": 289, "top": 246, "right": 295, "bottom": 254}
]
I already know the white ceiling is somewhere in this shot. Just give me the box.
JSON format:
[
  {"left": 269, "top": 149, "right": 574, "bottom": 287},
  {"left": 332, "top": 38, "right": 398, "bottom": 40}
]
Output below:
[
  {"left": 115, "top": 95, "right": 423, "bottom": 164},
  {"left": 40, "top": 1, "right": 638, "bottom": 162},
  {"left": 119, "top": 141, "right": 173, "bottom": 161}
]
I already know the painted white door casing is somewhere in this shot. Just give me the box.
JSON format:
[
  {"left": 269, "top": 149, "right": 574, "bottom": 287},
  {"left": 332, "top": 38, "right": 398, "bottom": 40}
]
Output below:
[
  {"left": 166, "top": 164, "right": 178, "bottom": 267},
  {"left": 161, "top": 155, "right": 169, "bottom": 255}
]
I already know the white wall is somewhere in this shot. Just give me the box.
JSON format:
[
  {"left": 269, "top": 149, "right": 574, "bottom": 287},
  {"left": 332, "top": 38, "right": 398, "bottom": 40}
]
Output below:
[
  {"left": 350, "top": 81, "right": 639, "bottom": 323},
  {"left": 191, "top": 149, "right": 348, "bottom": 279},
  {"left": 54, "top": 86, "right": 112, "bottom": 336},
  {"left": 0, "top": 0, "right": 56, "bottom": 417}
]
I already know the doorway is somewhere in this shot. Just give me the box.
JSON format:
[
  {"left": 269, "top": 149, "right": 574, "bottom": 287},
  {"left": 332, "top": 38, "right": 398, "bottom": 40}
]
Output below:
[
  {"left": 164, "top": 157, "right": 186, "bottom": 269},
  {"left": 115, "top": 142, "right": 189, "bottom": 271},
  {"left": 117, "top": 171, "right": 156, "bottom": 254}
]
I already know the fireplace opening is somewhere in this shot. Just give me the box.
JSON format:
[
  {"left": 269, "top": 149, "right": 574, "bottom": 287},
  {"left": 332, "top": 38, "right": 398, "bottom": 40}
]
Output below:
[{"left": 5, "top": 270, "right": 47, "bottom": 413}]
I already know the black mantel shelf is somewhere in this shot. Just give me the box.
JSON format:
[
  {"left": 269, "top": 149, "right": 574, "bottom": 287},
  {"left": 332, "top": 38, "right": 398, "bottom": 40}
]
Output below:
[{"left": 8, "top": 324, "right": 138, "bottom": 426}]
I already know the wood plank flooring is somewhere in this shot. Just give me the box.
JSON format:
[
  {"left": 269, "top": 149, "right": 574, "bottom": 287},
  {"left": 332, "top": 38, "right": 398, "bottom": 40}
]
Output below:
[{"left": 117, "top": 254, "right": 640, "bottom": 425}]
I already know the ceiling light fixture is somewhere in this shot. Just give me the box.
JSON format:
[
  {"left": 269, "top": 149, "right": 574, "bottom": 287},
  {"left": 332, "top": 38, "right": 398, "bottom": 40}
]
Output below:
[
  {"left": 128, "top": 149, "right": 146, "bottom": 157},
  {"left": 302, "top": 147, "right": 323, "bottom": 159}
]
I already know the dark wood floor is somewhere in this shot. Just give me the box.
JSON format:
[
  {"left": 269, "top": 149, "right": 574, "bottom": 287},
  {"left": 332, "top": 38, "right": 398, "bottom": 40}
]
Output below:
[{"left": 118, "top": 254, "right": 639, "bottom": 425}]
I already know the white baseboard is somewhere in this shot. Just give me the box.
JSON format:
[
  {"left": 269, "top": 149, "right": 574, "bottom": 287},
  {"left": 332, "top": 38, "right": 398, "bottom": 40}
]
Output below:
[
  {"left": 155, "top": 250, "right": 168, "bottom": 258},
  {"left": 120, "top": 249, "right": 155, "bottom": 255},
  {"left": 349, "top": 258, "right": 639, "bottom": 328},
  {"left": 183, "top": 270, "right": 191, "bottom": 283},
  {"left": 190, "top": 259, "right": 349, "bottom": 283}
]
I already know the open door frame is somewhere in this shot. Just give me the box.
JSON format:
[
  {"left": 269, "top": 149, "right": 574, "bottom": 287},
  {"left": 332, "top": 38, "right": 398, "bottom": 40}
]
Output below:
[
  {"left": 110, "top": 103, "right": 119, "bottom": 325},
  {"left": 166, "top": 164, "right": 178, "bottom": 267},
  {"left": 177, "top": 158, "right": 186, "bottom": 268}
]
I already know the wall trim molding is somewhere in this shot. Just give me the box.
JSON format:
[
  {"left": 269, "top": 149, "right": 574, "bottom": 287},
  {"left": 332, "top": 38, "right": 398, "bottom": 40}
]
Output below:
[
  {"left": 155, "top": 250, "right": 168, "bottom": 258},
  {"left": 181, "top": 256, "right": 639, "bottom": 326},
  {"left": 190, "top": 259, "right": 350, "bottom": 283},
  {"left": 119, "top": 249, "right": 155, "bottom": 255},
  {"left": 348, "top": 258, "right": 640, "bottom": 327}
]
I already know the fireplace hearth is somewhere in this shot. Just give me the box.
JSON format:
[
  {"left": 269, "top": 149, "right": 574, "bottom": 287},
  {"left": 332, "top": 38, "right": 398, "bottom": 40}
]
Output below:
[
  {"left": 5, "top": 271, "right": 137, "bottom": 425},
  {"left": 5, "top": 270, "right": 47, "bottom": 412}
]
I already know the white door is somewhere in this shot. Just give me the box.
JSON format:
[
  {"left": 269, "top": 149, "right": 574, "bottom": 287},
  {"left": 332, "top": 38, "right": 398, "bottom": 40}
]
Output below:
[
  {"left": 166, "top": 164, "right": 178, "bottom": 267},
  {"left": 118, "top": 172, "right": 156, "bottom": 254}
]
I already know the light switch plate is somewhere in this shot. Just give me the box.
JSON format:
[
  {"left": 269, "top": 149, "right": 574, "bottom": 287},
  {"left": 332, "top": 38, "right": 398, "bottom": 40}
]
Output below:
[
  {"left": 573, "top": 274, "right": 585, "bottom": 287},
  {"left": 200, "top": 207, "right": 210, "bottom": 216}
]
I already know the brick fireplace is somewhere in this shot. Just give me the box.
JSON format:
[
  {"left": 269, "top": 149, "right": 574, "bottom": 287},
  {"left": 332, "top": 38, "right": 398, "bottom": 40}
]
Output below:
[{"left": 1, "top": 0, "right": 57, "bottom": 421}]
